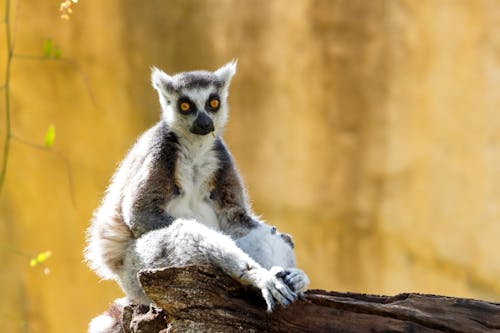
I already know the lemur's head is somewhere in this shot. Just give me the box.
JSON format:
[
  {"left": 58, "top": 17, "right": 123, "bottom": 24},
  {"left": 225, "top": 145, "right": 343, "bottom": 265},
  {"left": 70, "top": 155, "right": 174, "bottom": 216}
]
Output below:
[{"left": 151, "top": 60, "right": 237, "bottom": 137}]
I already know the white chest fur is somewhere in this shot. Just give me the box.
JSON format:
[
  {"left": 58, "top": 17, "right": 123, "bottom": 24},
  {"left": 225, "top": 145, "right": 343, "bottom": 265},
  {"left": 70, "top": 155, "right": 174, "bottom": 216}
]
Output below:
[{"left": 165, "top": 138, "right": 220, "bottom": 230}]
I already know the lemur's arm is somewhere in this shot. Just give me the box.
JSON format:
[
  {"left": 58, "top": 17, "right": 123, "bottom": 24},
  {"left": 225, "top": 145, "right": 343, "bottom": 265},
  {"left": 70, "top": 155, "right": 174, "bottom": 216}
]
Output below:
[
  {"left": 209, "top": 139, "right": 308, "bottom": 293},
  {"left": 210, "top": 139, "right": 261, "bottom": 238},
  {"left": 122, "top": 124, "right": 179, "bottom": 238},
  {"left": 211, "top": 139, "right": 295, "bottom": 249}
]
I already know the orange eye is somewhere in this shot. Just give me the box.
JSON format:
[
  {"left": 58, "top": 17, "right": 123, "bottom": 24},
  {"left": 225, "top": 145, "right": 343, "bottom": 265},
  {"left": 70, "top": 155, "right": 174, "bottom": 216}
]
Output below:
[
  {"left": 180, "top": 102, "right": 191, "bottom": 112},
  {"left": 209, "top": 99, "right": 219, "bottom": 109}
]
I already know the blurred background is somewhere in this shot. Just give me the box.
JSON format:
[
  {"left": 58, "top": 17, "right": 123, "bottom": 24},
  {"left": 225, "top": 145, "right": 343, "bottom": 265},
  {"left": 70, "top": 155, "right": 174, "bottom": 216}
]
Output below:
[{"left": 0, "top": 0, "right": 499, "bottom": 332}]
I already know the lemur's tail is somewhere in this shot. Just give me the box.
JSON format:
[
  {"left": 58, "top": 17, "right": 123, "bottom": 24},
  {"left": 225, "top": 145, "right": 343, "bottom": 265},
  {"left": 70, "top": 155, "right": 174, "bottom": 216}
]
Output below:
[{"left": 85, "top": 207, "right": 132, "bottom": 280}]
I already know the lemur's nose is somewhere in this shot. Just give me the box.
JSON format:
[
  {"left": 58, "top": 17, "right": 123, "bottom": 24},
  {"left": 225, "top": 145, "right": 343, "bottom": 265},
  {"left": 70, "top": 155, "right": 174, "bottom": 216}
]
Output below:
[
  {"left": 190, "top": 112, "right": 214, "bottom": 135},
  {"left": 197, "top": 113, "right": 211, "bottom": 128}
]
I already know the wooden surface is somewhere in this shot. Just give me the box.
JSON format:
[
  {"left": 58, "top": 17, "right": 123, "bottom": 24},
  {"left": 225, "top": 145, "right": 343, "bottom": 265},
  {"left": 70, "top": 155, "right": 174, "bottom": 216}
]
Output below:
[{"left": 115, "top": 265, "right": 500, "bottom": 332}]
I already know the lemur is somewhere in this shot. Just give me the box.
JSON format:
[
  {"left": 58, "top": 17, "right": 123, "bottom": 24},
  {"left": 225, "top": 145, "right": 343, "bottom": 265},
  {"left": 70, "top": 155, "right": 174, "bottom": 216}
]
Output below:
[{"left": 85, "top": 61, "right": 309, "bottom": 329}]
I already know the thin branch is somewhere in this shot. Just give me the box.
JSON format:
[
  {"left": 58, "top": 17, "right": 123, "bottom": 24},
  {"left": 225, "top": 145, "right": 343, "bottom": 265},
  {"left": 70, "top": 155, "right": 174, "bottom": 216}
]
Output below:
[
  {"left": 13, "top": 54, "right": 98, "bottom": 107},
  {"left": 19, "top": 278, "right": 29, "bottom": 333},
  {"left": 0, "top": 4, "right": 32, "bottom": 333},
  {"left": 13, "top": 53, "right": 51, "bottom": 60},
  {"left": 11, "top": 135, "right": 77, "bottom": 209},
  {"left": 64, "top": 57, "right": 98, "bottom": 107},
  {"left": 0, "top": 0, "right": 13, "bottom": 195},
  {"left": 0, "top": 6, "right": 90, "bottom": 201},
  {"left": 10, "top": 0, "right": 20, "bottom": 51},
  {"left": 0, "top": 244, "right": 32, "bottom": 258}
]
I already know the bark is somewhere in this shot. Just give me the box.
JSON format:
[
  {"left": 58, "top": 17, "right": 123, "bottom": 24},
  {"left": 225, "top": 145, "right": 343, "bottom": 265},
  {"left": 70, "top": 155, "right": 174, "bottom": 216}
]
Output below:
[{"left": 114, "top": 265, "right": 500, "bottom": 333}]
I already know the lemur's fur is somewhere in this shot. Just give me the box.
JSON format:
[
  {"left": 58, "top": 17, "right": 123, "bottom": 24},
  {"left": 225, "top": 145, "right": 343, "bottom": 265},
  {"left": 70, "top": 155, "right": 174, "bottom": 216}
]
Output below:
[{"left": 85, "top": 61, "right": 309, "bottom": 332}]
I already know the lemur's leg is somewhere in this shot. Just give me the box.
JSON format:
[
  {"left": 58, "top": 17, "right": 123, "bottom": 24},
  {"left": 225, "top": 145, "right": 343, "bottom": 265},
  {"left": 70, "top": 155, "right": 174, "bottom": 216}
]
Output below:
[{"left": 119, "top": 219, "right": 297, "bottom": 312}]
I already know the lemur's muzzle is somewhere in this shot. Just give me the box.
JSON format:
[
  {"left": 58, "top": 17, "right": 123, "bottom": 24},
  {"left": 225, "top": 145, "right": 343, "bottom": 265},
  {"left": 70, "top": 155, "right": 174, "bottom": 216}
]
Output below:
[{"left": 190, "top": 112, "right": 214, "bottom": 135}]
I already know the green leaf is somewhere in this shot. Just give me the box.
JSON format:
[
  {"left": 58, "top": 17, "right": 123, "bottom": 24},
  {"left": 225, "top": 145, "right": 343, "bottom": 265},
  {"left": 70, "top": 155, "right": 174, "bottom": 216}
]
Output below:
[
  {"left": 29, "top": 251, "right": 52, "bottom": 268},
  {"left": 43, "top": 39, "right": 53, "bottom": 58},
  {"left": 37, "top": 251, "right": 51, "bottom": 262},
  {"left": 44, "top": 125, "right": 56, "bottom": 148},
  {"left": 54, "top": 47, "right": 62, "bottom": 59}
]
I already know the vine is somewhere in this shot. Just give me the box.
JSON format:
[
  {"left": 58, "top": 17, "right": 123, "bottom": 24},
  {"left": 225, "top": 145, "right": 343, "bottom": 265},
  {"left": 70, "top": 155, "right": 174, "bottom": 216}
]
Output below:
[
  {"left": 0, "top": 0, "right": 13, "bottom": 195},
  {"left": 0, "top": 1, "right": 82, "bottom": 330},
  {"left": 0, "top": 0, "right": 85, "bottom": 201}
]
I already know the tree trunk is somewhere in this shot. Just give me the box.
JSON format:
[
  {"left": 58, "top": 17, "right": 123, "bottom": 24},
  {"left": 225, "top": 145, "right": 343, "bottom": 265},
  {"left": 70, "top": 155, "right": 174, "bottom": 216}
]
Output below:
[{"left": 113, "top": 265, "right": 500, "bottom": 333}]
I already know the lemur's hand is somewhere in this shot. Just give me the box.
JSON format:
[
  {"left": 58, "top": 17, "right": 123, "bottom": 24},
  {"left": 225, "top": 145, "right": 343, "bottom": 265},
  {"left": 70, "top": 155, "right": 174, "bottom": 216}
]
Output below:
[
  {"left": 272, "top": 266, "right": 309, "bottom": 300},
  {"left": 250, "top": 267, "right": 297, "bottom": 312}
]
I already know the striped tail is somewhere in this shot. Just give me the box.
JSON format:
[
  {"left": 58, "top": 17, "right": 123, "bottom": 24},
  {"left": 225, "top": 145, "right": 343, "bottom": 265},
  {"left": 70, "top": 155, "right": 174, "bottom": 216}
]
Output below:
[{"left": 85, "top": 207, "right": 132, "bottom": 280}]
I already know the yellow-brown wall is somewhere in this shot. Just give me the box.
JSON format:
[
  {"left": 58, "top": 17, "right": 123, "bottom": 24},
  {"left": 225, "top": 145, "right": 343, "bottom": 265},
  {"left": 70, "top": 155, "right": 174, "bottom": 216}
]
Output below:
[{"left": 1, "top": 1, "right": 499, "bottom": 332}]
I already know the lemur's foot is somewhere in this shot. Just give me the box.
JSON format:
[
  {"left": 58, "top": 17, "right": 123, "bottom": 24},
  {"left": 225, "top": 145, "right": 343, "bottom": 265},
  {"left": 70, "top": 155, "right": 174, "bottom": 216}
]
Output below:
[
  {"left": 273, "top": 267, "right": 309, "bottom": 296},
  {"left": 251, "top": 267, "right": 297, "bottom": 312}
]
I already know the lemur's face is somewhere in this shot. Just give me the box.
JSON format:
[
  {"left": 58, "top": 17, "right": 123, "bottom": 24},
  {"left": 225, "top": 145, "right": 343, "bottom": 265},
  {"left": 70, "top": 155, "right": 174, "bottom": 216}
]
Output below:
[{"left": 151, "top": 61, "right": 236, "bottom": 137}]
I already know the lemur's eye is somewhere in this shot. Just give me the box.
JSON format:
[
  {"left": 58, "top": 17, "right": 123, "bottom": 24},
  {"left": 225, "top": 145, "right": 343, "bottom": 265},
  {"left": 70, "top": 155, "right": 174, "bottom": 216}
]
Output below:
[
  {"left": 180, "top": 102, "right": 191, "bottom": 112},
  {"left": 206, "top": 95, "right": 220, "bottom": 111},
  {"left": 178, "top": 97, "right": 194, "bottom": 114},
  {"left": 209, "top": 99, "right": 219, "bottom": 109}
]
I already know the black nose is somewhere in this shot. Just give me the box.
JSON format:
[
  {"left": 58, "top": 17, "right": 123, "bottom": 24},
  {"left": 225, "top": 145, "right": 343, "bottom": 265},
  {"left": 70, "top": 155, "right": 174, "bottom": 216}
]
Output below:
[{"left": 190, "top": 112, "right": 214, "bottom": 135}]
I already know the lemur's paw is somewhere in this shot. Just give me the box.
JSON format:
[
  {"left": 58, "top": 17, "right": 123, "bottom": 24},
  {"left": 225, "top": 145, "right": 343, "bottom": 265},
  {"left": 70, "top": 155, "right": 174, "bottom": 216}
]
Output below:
[
  {"left": 254, "top": 267, "right": 297, "bottom": 312},
  {"left": 281, "top": 268, "right": 309, "bottom": 294}
]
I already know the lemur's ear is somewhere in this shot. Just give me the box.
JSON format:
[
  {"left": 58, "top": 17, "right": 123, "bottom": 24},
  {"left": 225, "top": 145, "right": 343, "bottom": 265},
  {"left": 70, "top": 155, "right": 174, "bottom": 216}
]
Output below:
[
  {"left": 214, "top": 59, "right": 237, "bottom": 87},
  {"left": 151, "top": 66, "right": 174, "bottom": 94}
]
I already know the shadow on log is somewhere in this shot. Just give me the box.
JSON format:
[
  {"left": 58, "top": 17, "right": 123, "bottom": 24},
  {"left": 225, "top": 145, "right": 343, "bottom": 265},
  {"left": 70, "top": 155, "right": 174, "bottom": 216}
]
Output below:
[{"left": 111, "top": 265, "right": 500, "bottom": 333}]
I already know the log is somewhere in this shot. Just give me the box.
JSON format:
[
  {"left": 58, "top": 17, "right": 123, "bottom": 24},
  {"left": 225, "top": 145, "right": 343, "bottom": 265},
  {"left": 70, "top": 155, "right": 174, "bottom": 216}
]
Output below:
[{"left": 113, "top": 265, "right": 500, "bottom": 333}]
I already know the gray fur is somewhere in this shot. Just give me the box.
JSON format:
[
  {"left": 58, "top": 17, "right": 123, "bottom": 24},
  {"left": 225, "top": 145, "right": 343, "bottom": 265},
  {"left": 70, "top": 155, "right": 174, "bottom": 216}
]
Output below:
[
  {"left": 211, "top": 138, "right": 261, "bottom": 237},
  {"left": 86, "top": 61, "right": 309, "bottom": 332},
  {"left": 172, "top": 71, "right": 224, "bottom": 91},
  {"left": 124, "top": 123, "right": 179, "bottom": 237}
]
